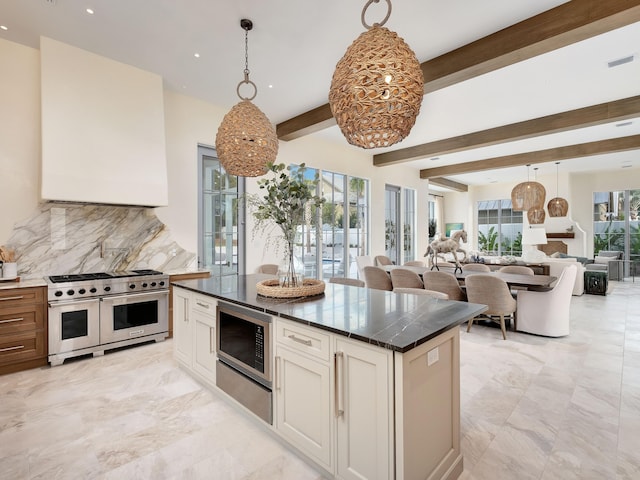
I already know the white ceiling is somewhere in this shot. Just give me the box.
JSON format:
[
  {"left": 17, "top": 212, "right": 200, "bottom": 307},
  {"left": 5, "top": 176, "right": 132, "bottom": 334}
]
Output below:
[{"left": 2, "top": 0, "right": 639, "bottom": 189}]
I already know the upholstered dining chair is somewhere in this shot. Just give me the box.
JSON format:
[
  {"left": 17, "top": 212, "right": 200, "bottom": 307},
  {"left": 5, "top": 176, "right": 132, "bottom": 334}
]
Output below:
[
  {"left": 329, "top": 277, "right": 365, "bottom": 287},
  {"left": 462, "top": 263, "right": 491, "bottom": 272},
  {"left": 393, "top": 288, "right": 449, "bottom": 299},
  {"left": 515, "top": 264, "right": 577, "bottom": 337},
  {"left": 422, "top": 271, "right": 466, "bottom": 301},
  {"left": 390, "top": 268, "right": 424, "bottom": 289},
  {"left": 465, "top": 274, "right": 516, "bottom": 340},
  {"left": 362, "top": 266, "right": 393, "bottom": 291},
  {"left": 257, "top": 263, "right": 278, "bottom": 275},
  {"left": 374, "top": 255, "right": 393, "bottom": 266},
  {"left": 403, "top": 260, "right": 425, "bottom": 267},
  {"left": 498, "top": 265, "right": 534, "bottom": 275},
  {"left": 355, "top": 255, "right": 374, "bottom": 279}
]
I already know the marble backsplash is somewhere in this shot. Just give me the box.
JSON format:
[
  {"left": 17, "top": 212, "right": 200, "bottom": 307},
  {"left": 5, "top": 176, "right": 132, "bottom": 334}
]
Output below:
[{"left": 3, "top": 203, "right": 196, "bottom": 279}]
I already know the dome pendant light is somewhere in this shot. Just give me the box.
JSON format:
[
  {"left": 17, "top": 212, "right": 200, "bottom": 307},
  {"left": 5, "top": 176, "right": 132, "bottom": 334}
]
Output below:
[
  {"left": 527, "top": 167, "right": 546, "bottom": 224},
  {"left": 215, "top": 19, "right": 278, "bottom": 177},
  {"left": 547, "top": 161, "right": 569, "bottom": 217},
  {"left": 511, "top": 164, "right": 546, "bottom": 212},
  {"left": 329, "top": 0, "right": 424, "bottom": 149}
]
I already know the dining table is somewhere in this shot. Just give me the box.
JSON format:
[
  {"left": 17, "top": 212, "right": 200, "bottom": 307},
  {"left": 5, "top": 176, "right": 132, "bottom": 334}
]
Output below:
[{"left": 383, "top": 265, "right": 557, "bottom": 290}]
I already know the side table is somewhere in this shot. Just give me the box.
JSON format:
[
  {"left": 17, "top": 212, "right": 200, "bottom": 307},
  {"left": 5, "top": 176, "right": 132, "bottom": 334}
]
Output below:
[{"left": 584, "top": 270, "right": 607, "bottom": 295}]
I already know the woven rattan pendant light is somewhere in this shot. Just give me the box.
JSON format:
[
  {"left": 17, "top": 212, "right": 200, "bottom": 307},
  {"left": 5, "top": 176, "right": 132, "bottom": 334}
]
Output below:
[
  {"left": 329, "top": 0, "right": 424, "bottom": 149},
  {"left": 215, "top": 19, "right": 278, "bottom": 177},
  {"left": 526, "top": 168, "right": 546, "bottom": 224},
  {"left": 547, "top": 161, "right": 569, "bottom": 217},
  {"left": 511, "top": 164, "right": 546, "bottom": 212}
]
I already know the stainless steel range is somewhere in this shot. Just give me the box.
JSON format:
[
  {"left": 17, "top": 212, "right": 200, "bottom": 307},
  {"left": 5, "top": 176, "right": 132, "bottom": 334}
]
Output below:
[{"left": 47, "top": 269, "right": 169, "bottom": 366}]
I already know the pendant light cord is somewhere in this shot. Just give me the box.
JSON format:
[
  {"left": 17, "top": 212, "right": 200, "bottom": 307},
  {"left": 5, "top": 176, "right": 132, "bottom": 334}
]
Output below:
[{"left": 236, "top": 19, "right": 257, "bottom": 101}]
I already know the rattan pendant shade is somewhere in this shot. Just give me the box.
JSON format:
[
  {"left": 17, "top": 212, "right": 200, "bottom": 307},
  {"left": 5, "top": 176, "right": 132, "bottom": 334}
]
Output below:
[
  {"left": 527, "top": 207, "right": 546, "bottom": 224},
  {"left": 329, "top": 1, "right": 424, "bottom": 149},
  {"left": 511, "top": 181, "right": 546, "bottom": 211},
  {"left": 215, "top": 19, "right": 278, "bottom": 177},
  {"left": 547, "top": 162, "right": 569, "bottom": 217}
]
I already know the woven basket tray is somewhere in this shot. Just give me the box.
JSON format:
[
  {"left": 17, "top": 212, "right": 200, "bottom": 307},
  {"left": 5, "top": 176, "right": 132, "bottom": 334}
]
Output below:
[{"left": 256, "top": 279, "right": 325, "bottom": 299}]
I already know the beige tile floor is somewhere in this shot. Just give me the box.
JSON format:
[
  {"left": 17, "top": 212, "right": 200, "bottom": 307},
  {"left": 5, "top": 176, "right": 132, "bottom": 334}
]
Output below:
[{"left": 1, "top": 280, "right": 639, "bottom": 479}]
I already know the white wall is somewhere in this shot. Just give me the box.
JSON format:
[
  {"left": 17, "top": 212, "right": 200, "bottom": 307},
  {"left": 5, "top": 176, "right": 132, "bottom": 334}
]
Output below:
[{"left": 0, "top": 40, "right": 41, "bottom": 242}]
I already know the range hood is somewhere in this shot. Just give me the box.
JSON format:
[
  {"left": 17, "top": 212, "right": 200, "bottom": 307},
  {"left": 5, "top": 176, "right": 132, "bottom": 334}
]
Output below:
[{"left": 40, "top": 37, "right": 168, "bottom": 207}]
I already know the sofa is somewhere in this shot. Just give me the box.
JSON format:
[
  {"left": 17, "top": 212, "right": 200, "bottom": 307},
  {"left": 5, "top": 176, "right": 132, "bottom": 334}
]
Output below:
[{"left": 585, "top": 250, "right": 623, "bottom": 281}]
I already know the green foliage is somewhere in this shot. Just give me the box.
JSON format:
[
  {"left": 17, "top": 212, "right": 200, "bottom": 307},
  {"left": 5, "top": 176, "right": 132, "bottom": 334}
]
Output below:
[
  {"left": 593, "top": 223, "right": 625, "bottom": 254},
  {"left": 501, "top": 231, "right": 522, "bottom": 256},
  {"left": 248, "top": 163, "right": 325, "bottom": 284},
  {"left": 428, "top": 219, "right": 437, "bottom": 239},
  {"left": 478, "top": 226, "right": 499, "bottom": 254},
  {"left": 385, "top": 219, "right": 396, "bottom": 251}
]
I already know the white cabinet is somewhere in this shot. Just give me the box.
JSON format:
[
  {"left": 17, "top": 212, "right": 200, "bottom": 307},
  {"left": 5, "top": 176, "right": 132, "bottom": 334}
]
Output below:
[
  {"left": 335, "top": 337, "right": 393, "bottom": 480},
  {"left": 173, "top": 287, "right": 217, "bottom": 387},
  {"left": 274, "top": 319, "right": 393, "bottom": 480},
  {"left": 173, "top": 287, "right": 192, "bottom": 366},
  {"left": 274, "top": 321, "right": 333, "bottom": 471}
]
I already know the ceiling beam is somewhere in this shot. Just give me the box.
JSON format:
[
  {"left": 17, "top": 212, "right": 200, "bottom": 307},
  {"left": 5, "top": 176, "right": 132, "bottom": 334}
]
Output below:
[
  {"left": 428, "top": 178, "right": 468, "bottom": 192},
  {"left": 419, "top": 135, "right": 640, "bottom": 179},
  {"left": 276, "top": 0, "right": 640, "bottom": 141},
  {"left": 374, "top": 95, "right": 640, "bottom": 166}
]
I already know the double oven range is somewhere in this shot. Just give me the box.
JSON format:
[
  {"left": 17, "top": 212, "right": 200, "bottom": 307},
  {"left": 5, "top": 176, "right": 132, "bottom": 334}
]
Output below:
[{"left": 47, "top": 270, "right": 169, "bottom": 366}]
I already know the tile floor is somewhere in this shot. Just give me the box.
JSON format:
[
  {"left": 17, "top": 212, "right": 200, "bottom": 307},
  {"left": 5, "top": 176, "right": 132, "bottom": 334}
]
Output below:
[{"left": 1, "top": 280, "right": 639, "bottom": 479}]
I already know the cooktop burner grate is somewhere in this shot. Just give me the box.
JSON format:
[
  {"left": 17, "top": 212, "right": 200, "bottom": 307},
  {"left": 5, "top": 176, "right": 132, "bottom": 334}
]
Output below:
[{"left": 48, "top": 270, "right": 163, "bottom": 283}]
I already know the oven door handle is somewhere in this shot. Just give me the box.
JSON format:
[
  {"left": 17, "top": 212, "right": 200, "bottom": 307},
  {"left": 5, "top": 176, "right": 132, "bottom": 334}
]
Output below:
[
  {"left": 48, "top": 298, "right": 100, "bottom": 307},
  {"left": 100, "top": 291, "right": 169, "bottom": 302}
]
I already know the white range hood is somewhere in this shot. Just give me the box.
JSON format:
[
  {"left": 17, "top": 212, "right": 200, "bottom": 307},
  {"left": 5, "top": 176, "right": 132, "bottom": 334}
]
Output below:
[{"left": 40, "top": 37, "right": 168, "bottom": 207}]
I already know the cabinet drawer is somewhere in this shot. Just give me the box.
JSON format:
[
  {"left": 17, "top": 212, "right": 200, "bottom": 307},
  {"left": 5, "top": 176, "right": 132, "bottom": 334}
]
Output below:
[
  {"left": 0, "top": 305, "right": 44, "bottom": 335},
  {"left": 0, "top": 330, "right": 46, "bottom": 365},
  {"left": 192, "top": 293, "right": 216, "bottom": 315},
  {"left": 0, "top": 287, "right": 45, "bottom": 307},
  {"left": 276, "top": 319, "right": 331, "bottom": 362}
]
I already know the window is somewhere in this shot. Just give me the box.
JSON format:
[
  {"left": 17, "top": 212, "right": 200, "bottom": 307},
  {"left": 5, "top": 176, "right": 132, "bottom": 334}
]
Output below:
[
  {"left": 593, "top": 189, "right": 640, "bottom": 274},
  {"left": 403, "top": 188, "right": 416, "bottom": 263},
  {"left": 477, "top": 199, "right": 522, "bottom": 256},
  {"left": 198, "top": 145, "right": 244, "bottom": 277},
  {"left": 385, "top": 185, "right": 401, "bottom": 264}
]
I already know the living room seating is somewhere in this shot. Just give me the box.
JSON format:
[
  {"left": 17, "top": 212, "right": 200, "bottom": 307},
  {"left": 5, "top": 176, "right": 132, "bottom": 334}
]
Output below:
[
  {"left": 585, "top": 250, "right": 623, "bottom": 281},
  {"left": 516, "top": 264, "right": 577, "bottom": 337},
  {"left": 465, "top": 275, "right": 515, "bottom": 340}
]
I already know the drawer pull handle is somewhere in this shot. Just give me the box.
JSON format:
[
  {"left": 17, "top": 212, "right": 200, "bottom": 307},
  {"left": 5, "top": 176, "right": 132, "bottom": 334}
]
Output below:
[
  {"left": 0, "top": 296, "right": 24, "bottom": 302},
  {"left": 0, "top": 345, "right": 25, "bottom": 353},
  {"left": 335, "top": 351, "right": 344, "bottom": 417},
  {"left": 0, "top": 317, "right": 24, "bottom": 324},
  {"left": 196, "top": 302, "right": 209, "bottom": 309},
  {"left": 288, "top": 334, "right": 312, "bottom": 346}
]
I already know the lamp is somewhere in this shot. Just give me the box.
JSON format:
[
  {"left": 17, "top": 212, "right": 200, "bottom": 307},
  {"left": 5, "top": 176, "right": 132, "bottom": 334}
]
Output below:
[
  {"left": 215, "top": 19, "right": 278, "bottom": 177},
  {"left": 547, "top": 161, "right": 569, "bottom": 217},
  {"left": 328, "top": 0, "right": 424, "bottom": 149},
  {"left": 521, "top": 226, "right": 548, "bottom": 263},
  {"left": 527, "top": 167, "right": 546, "bottom": 224},
  {"left": 511, "top": 164, "right": 546, "bottom": 212}
]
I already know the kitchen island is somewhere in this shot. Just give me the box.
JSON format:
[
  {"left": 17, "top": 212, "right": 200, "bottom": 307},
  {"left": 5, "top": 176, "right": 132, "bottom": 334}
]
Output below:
[{"left": 172, "top": 274, "right": 486, "bottom": 480}]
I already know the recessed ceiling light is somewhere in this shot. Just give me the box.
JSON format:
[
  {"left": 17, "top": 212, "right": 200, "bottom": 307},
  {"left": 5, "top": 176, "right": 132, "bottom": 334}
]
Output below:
[
  {"left": 86, "top": 8, "right": 94, "bottom": 15},
  {"left": 268, "top": 84, "right": 273, "bottom": 89},
  {"left": 616, "top": 121, "right": 633, "bottom": 127},
  {"left": 194, "top": 53, "right": 200, "bottom": 58},
  {"left": 608, "top": 55, "right": 635, "bottom": 68},
  {"left": 430, "top": 157, "right": 440, "bottom": 161},
  {"left": 0, "top": 25, "right": 8, "bottom": 31}
]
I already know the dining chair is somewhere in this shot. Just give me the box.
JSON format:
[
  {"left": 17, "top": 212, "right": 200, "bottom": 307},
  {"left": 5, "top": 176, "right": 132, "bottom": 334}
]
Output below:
[
  {"left": 355, "top": 255, "right": 374, "bottom": 279},
  {"left": 393, "top": 288, "right": 449, "bottom": 299},
  {"left": 422, "top": 271, "right": 466, "bottom": 301},
  {"left": 329, "top": 277, "right": 365, "bottom": 287},
  {"left": 465, "top": 274, "right": 516, "bottom": 340},
  {"left": 257, "top": 263, "right": 279, "bottom": 275},
  {"left": 390, "top": 268, "right": 424, "bottom": 289},
  {"left": 462, "top": 263, "right": 491, "bottom": 272},
  {"left": 362, "top": 266, "right": 393, "bottom": 291},
  {"left": 374, "top": 255, "right": 393, "bottom": 266},
  {"left": 498, "top": 265, "right": 534, "bottom": 275},
  {"left": 403, "top": 260, "right": 425, "bottom": 267},
  {"left": 516, "top": 264, "right": 577, "bottom": 337}
]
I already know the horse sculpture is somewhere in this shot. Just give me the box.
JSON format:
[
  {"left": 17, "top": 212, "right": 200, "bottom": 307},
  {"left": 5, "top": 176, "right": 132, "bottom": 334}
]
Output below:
[{"left": 424, "top": 230, "right": 468, "bottom": 274}]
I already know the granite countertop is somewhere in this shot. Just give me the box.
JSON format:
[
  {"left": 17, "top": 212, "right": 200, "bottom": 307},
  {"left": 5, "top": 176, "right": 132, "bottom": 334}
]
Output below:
[
  {"left": 0, "top": 277, "right": 48, "bottom": 290},
  {"left": 173, "top": 274, "right": 487, "bottom": 353}
]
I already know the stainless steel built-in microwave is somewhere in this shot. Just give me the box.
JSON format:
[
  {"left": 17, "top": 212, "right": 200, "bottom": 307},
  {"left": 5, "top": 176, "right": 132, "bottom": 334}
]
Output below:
[{"left": 216, "top": 303, "right": 272, "bottom": 388}]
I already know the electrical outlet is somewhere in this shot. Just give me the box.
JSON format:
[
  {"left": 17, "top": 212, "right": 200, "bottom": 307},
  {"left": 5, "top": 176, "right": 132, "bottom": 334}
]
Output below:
[{"left": 427, "top": 347, "right": 439, "bottom": 366}]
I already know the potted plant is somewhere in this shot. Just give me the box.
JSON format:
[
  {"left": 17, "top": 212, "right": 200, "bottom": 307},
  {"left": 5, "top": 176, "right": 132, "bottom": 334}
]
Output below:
[{"left": 249, "top": 162, "right": 325, "bottom": 289}]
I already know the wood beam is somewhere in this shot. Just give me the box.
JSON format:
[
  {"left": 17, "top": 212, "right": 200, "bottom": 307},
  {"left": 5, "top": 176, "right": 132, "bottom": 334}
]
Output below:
[
  {"left": 419, "top": 135, "right": 640, "bottom": 179},
  {"left": 374, "top": 96, "right": 640, "bottom": 166},
  {"left": 276, "top": 0, "right": 640, "bottom": 141},
  {"left": 428, "top": 178, "right": 468, "bottom": 192}
]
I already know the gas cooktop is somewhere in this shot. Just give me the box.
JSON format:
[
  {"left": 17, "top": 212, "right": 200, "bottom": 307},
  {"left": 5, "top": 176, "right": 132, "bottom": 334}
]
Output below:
[{"left": 48, "top": 269, "right": 163, "bottom": 284}]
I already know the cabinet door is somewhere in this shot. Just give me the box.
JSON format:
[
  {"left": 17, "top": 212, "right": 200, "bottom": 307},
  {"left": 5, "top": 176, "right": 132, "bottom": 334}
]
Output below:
[
  {"left": 274, "top": 345, "right": 333, "bottom": 471},
  {"left": 193, "top": 309, "right": 216, "bottom": 386},
  {"left": 172, "top": 288, "right": 192, "bottom": 366},
  {"left": 335, "top": 338, "right": 393, "bottom": 480}
]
